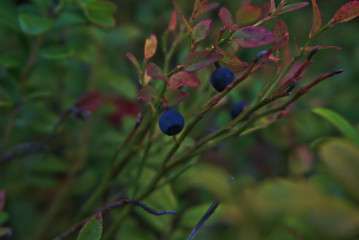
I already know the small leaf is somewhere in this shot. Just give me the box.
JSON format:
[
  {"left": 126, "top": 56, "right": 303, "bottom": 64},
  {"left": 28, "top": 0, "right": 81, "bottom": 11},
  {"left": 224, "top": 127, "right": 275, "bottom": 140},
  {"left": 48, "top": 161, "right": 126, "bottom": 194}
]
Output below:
[
  {"left": 146, "top": 62, "right": 167, "bottom": 82},
  {"left": 74, "top": 91, "right": 103, "bottom": 112},
  {"left": 38, "top": 46, "right": 74, "bottom": 59},
  {"left": 165, "top": 89, "right": 189, "bottom": 107},
  {"left": 173, "top": 1, "right": 193, "bottom": 33},
  {"left": 167, "top": 11, "right": 177, "bottom": 32},
  {"left": 232, "top": 26, "right": 275, "bottom": 48},
  {"left": 183, "top": 50, "right": 223, "bottom": 72},
  {"left": 206, "top": 2, "right": 220, "bottom": 11},
  {"left": 191, "top": 0, "right": 207, "bottom": 22},
  {"left": 235, "top": 5, "right": 262, "bottom": 26},
  {"left": 301, "top": 45, "right": 341, "bottom": 55},
  {"left": 126, "top": 52, "right": 142, "bottom": 74},
  {"left": 219, "top": 7, "right": 234, "bottom": 29},
  {"left": 330, "top": 1, "right": 359, "bottom": 25},
  {"left": 217, "top": 50, "right": 248, "bottom": 73},
  {"left": 310, "top": 0, "right": 322, "bottom": 38},
  {"left": 168, "top": 71, "right": 201, "bottom": 90},
  {"left": 269, "top": 0, "right": 276, "bottom": 14},
  {"left": 274, "top": 19, "right": 289, "bottom": 43},
  {"left": 313, "top": 107, "right": 359, "bottom": 146},
  {"left": 77, "top": 213, "right": 103, "bottom": 240},
  {"left": 192, "top": 19, "right": 212, "bottom": 43},
  {"left": 18, "top": 13, "right": 54, "bottom": 35},
  {"left": 144, "top": 34, "right": 157, "bottom": 60},
  {"left": 83, "top": 0, "right": 116, "bottom": 27},
  {"left": 279, "top": 2, "right": 310, "bottom": 14},
  {"left": 0, "top": 56, "right": 22, "bottom": 68},
  {"left": 0, "top": 190, "right": 4, "bottom": 212},
  {"left": 137, "top": 84, "right": 157, "bottom": 101}
]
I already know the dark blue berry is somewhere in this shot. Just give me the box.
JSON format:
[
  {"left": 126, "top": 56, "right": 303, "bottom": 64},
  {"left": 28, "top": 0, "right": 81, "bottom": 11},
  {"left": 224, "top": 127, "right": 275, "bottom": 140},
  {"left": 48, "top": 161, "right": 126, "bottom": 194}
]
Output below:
[
  {"left": 210, "top": 67, "right": 235, "bottom": 92},
  {"left": 230, "top": 101, "right": 249, "bottom": 119},
  {"left": 159, "top": 110, "right": 185, "bottom": 136}
]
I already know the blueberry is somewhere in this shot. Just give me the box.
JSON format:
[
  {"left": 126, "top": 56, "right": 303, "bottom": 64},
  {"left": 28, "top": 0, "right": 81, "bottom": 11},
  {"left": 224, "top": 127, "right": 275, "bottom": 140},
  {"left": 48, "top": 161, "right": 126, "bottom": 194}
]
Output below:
[
  {"left": 159, "top": 110, "right": 185, "bottom": 136},
  {"left": 230, "top": 101, "right": 249, "bottom": 119},
  {"left": 210, "top": 67, "right": 235, "bottom": 92}
]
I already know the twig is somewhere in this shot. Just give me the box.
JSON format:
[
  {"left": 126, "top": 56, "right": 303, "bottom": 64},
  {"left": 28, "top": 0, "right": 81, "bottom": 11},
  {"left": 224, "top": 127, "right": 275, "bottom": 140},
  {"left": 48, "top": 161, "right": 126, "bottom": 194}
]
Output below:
[{"left": 53, "top": 199, "right": 176, "bottom": 240}]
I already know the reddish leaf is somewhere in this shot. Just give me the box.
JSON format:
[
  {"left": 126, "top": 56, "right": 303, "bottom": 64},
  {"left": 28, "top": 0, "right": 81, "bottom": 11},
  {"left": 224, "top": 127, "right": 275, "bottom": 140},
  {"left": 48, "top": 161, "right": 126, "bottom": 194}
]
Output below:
[
  {"left": 137, "top": 84, "right": 157, "bottom": 101},
  {"left": 168, "top": 71, "right": 201, "bottom": 90},
  {"left": 167, "top": 11, "right": 177, "bottom": 32},
  {"left": 330, "top": 1, "right": 359, "bottom": 25},
  {"left": 235, "top": 5, "right": 262, "bottom": 26},
  {"left": 74, "top": 91, "right": 103, "bottom": 112},
  {"left": 144, "top": 34, "right": 157, "bottom": 60},
  {"left": 269, "top": 0, "right": 276, "bottom": 14},
  {"left": 183, "top": 50, "right": 223, "bottom": 72},
  {"left": 310, "top": 0, "right": 322, "bottom": 38},
  {"left": 217, "top": 49, "right": 248, "bottom": 73},
  {"left": 301, "top": 45, "right": 342, "bottom": 55},
  {"left": 126, "top": 52, "right": 142, "bottom": 74},
  {"left": 165, "top": 89, "right": 189, "bottom": 107},
  {"left": 192, "top": 19, "right": 212, "bottom": 43},
  {"left": 274, "top": 19, "right": 289, "bottom": 43},
  {"left": 146, "top": 62, "right": 167, "bottom": 82},
  {"left": 279, "top": 2, "right": 310, "bottom": 14},
  {"left": 206, "top": 2, "right": 220, "bottom": 11},
  {"left": 0, "top": 190, "right": 5, "bottom": 212},
  {"left": 191, "top": 0, "right": 207, "bottom": 22},
  {"left": 219, "top": 7, "right": 235, "bottom": 29},
  {"left": 232, "top": 26, "right": 275, "bottom": 48},
  {"left": 106, "top": 96, "right": 139, "bottom": 126},
  {"left": 173, "top": 1, "right": 193, "bottom": 33}
]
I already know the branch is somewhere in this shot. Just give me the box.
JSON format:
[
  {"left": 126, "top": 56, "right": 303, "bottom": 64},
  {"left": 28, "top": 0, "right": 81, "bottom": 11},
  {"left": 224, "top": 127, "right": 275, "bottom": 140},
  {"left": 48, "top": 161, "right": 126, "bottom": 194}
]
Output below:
[{"left": 53, "top": 199, "right": 176, "bottom": 240}]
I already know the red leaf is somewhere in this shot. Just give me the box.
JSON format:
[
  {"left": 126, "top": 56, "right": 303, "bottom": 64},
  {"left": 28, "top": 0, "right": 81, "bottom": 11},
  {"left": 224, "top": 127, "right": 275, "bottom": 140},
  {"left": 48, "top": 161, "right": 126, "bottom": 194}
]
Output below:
[
  {"left": 217, "top": 49, "right": 248, "bottom": 73},
  {"left": 274, "top": 19, "right": 289, "bottom": 43},
  {"left": 126, "top": 52, "right": 142, "bottom": 74},
  {"left": 206, "top": 2, "right": 219, "bottom": 11},
  {"left": 191, "top": 0, "right": 207, "bottom": 22},
  {"left": 146, "top": 62, "right": 167, "bottom": 82},
  {"left": 168, "top": 71, "right": 201, "bottom": 90},
  {"left": 310, "top": 0, "right": 322, "bottom": 38},
  {"left": 165, "top": 89, "right": 189, "bottom": 107},
  {"left": 279, "top": 2, "right": 310, "bottom": 14},
  {"left": 232, "top": 26, "right": 275, "bottom": 48},
  {"left": 219, "top": 7, "right": 235, "bottom": 29},
  {"left": 183, "top": 50, "right": 223, "bottom": 72},
  {"left": 74, "top": 91, "right": 103, "bottom": 112},
  {"left": 167, "top": 11, "right": 177, "bottom": 32},
  {"left": 144, "top": 34, "right": 157, "bottom": 60},
  {"left": 106, "top": 96, "right": 139, "bottom": 126},
  {"left": 235, "top": 5, "right": 262, "bottom": 26},
  {"left": 268, "top": 54, "right": 280, "bottom": 61},
  {"left": 330, "top": 1, "right": 359, "bottom": 25},
  {"left": 173, "top": 1, "right": 193, "bottom": 33},
  {"left": 0, "top": 190, "right": 5, "bottom": 212},
  {"left": 192, "top": 19, "right": 212, "bottom": 43},
  {"left": 137, "top": 84, "right": 157, "bottom": 101}
]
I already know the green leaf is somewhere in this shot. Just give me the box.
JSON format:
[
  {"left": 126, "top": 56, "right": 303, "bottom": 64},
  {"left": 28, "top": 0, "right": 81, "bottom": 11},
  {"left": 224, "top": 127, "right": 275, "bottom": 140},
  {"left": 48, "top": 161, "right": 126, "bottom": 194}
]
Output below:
[
  {"left": 0, "top": 212, "right": 9, "bottom": 225},
  {"left": 83, "top": 1, "right": 116, "bottom": 27},
  {"left": 0, "top": 56, "right": 22, "bottom": 69},
  {"left": 18, "top": 13, "right": 54, "bottom": 35},
  {"left": 38, "top": 46, "right": 74, "bottom": 59},
  {"left": 313, "top": 107, "right": 359, "bottom": 146},
  {"left": 0, "top": 70, "right": 19, "bottom": 102},
  {"left": 0, "top": 1, "right": 20, "bottom": 31},
  {"left": 52, "top": 10, "right": 87, "bottom": 29},
  {"left": 319, "top": 138, "right": 359, "bottom": 202},
  {"left": 77, "top": 213, "right": 103, "bottom": 240}
]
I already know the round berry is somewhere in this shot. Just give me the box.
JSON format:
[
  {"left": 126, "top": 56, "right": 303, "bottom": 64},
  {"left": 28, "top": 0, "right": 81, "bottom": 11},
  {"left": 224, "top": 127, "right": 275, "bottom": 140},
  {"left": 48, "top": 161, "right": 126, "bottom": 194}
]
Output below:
[
  {"left": 210, "top": 67, "right": 235, "bottom": 92},
  {"left": 159, "top": 110, "right": 185, "bottom": 136},
  {"left": 230, "top": 101, "right": 249, "bottom": 119}
]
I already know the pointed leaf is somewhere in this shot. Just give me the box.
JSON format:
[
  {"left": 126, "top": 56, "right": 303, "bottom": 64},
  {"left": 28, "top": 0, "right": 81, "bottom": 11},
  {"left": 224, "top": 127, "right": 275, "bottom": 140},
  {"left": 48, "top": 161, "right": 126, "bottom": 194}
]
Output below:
[
  {"left": 84, "top": 0, "right": 116, "bottom": 27},
  {"left": 217, "top": 50, "right": 248, "bottom": 73},
  {"left": 274, "top": 19, "right": 289, "bottom": 43},
  {"left": 313, "top": 107, "right": 359, "bottom": 146},
  {"left": 192, "top": 19, "right": 212, "bottom": 43},
  {"left": 173, "top": 1, "right": 193, "bottom": 33},
  {"left": 0, "top": 190, "right": 4, "bottom": 212},
  {"left": 137, "top": 84, "right": 157, "bottom": 101},
  {"left": 167, "top": 11, "right": 177, "bottom": 32},
  {"left": 19, "top": 13, "right": 54, "bottom": 35},
  {"left": 77, "top": 213, "right": 103, "bottom": 240},
  {"left": 191, "top": 0, "right": 207, "bottom": 22},
  {"left": 38, "top": 46, "right": 74, "bottom": 59},
  {"left": 219, "top": 7, "right": 234, "bottom": 29},
  {"left": 232, "top": 26, "right": 275, "bottom": 48},
  {"left": 301, "top": 45, "right": 341, "bottom": 55},
  {"left": 168, "top": 71, "right": 201, "bottom": 90},
  {"left": 279, "top": 2, "right": 310, "bottom": 14},
  {"left": 235, "top": 5, "right": 262, "bottom": 26},
  {"left": 269, "top": 0, "right": 276, "bottom": 14},
  {"left": 310, "top": 0, "right": 322, "bottom": 38},
  {"left": 330, "top": 1, "right": 359, "bottom": 25},
  {"left": 206, "top": 2, "right": 220, "bottom": 11},
  {"left": 74, "top": 91, "right": 103, "bottom": 112},
  {"left": 144, "top": 34, "right": 157, "bottom": 60},
  {"left": 183, "top": 50, "right": 223, "bottom": 72},
  {"left": 165, "top": 89, "right": 189, "bottom": 107},
  {"left": 126, "top": 52, "right": 142, "bottom": 74},
  {"left": 146, "top": 62, "right": 167, "bottom": 82}
]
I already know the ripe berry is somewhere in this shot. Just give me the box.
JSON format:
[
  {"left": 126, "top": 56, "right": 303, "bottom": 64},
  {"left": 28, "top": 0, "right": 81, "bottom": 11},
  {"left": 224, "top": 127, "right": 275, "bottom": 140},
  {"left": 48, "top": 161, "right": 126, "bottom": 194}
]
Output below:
[
  {"left": 230, "top": 101, "right": 249, "bottom": 119},
  {"left": 159, "top": 110, "right": 185, "bottom": 136},
  {"left": 210, "top": 67, "right": 235, "bottom": 92}
]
